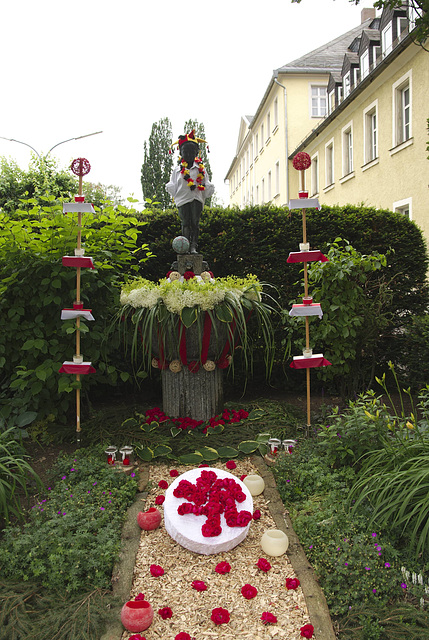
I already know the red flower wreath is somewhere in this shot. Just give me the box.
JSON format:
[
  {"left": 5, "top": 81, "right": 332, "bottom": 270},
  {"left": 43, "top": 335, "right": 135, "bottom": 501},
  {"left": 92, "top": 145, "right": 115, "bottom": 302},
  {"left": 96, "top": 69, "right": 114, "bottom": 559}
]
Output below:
[{"left": 292, "top": 152, "right": 312, "bottom": 171}]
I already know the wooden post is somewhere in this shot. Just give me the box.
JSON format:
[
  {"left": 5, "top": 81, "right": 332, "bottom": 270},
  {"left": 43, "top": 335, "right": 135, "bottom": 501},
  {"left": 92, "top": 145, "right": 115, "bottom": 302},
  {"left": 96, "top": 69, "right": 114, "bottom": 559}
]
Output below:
[
  {"left": 75, "top": 186, "right": 83, "bottom": 444},
  {"left": 300, "top": 169, "right": 311, "bottom": 432}
]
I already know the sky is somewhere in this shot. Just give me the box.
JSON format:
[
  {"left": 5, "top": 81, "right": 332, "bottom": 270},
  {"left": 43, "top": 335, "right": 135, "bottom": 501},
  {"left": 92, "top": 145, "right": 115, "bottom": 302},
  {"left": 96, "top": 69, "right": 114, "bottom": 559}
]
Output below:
[{"left": 0, "top": 0, "right": 372, "bottom": 207}]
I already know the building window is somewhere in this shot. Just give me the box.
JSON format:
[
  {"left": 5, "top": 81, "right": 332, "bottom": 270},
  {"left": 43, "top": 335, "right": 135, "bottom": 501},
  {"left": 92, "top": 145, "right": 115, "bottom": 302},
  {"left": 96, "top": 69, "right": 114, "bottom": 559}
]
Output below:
[
  {"left": 328, "top": 90, "right": 335, "bottom": 114},
  {"left": 311, "top": 154, "right": 319, "bottom": 196},
  {"left": 255, "top": 134, "right": 259, "bottom": 157},
  {"left": 393, "top": 71, "right": 412, "bottom": 146},
  {"left": 260, "top": 124, "right": 264, "bottom": 150},
  {"left": 361, "top": 50, "right": 369, "bottom": 79},
  {"left": 273, "top": 97, "right": 279, "bottom": 129},
  {"left": 275, "top": 161, "right": 280, "bottom": 195},
  {"left": 342, "top": 123, "right": 353, "bottom": 176},
  {"left": 311, "top": 85, "right": 327, "bottom": 117},
  {"left": 393, "top": 197, "right": 412, "bottom": 220},
  {"left": 246, "top": 149, "right": 250, "bottom": 172},
  {"left": 256, "top": 185, "right": 259, "bottom": 205},
  {"left": 382, "top": 22, "right": 393, "bottom": 57},
  {"left": 397, "top": 16, "right": 408, "bottom": 40},
  {"left": 343, "top": 72, "right": 351, "bottom": 99},
  {"left": 261, "top": 178, "right": 265, "bottom": 204},
  {"left": 325, "top": 140, "right": 334, "bottom": 187},
  {"left": 267, "top": 112, "right": 271, "bottom": 138},
  {"left": 364, "top": 101, "right": 378, "bottom": 163},
  {"left": 267, "top": 171, "right": 272, "bottom": 201}
]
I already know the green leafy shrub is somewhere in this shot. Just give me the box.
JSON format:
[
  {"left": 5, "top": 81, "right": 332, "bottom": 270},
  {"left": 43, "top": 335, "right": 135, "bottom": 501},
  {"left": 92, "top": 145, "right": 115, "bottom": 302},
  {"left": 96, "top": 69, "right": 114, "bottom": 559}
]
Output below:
[
  {"left": 0, "top": 199, "right": 153, "bottom": 426},
  {"left": 0, "top": 448, "right": 137, "bottom": 593}
]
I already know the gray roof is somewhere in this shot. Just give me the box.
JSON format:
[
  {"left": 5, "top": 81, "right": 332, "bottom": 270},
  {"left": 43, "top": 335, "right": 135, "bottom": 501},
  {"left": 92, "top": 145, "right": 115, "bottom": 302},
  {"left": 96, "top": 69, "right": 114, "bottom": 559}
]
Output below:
[{"left": 275, "top": 18, "right": 374, "bottom": 72}]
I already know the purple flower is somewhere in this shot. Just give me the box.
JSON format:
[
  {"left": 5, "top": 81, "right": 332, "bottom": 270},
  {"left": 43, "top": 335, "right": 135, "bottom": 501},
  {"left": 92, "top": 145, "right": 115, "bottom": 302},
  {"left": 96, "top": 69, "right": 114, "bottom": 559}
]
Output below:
[
  {"left": 401, "top": 582, "right": 407, "bottom": 589},
  {"left": 309, "top": 545, "right": 313, "bottom": 549},
  {"left": 385, "top": 562, "right": 391, "bottom": 568},
  {"left": 131, "top": 472, "right": 136, "bottom": 478},
  {"left": 286, "top": 479, "right": 290, "bottom": 483},
  {"left": 372, "top": 532, "right": 377, "bottom": 538},
  {"left": 337, "top": 547, "right": 341, "bottom": 551},
  {"left": 70, "top": 468, "right": 75, "bottom": 472},
  {"left": 365, "top": 567, "right": 371, "bottom": 571},
  {"left": 92, "top": 482, "right": 97, "bottom": 486},
  {"left": 345, "top": 562, "right": 349, "bottom": 566},
  {"left": 372, "top": 588, "right": 377, "bottom": 594},
  {"left": 376, "top": 546, "right": 382, "bottom": 551},
  {"left": 61, "top": 476, "right": 66, "bottom": 480},
  {"left": 100, "top": 507, "right": 105, "bottom": 511},
  {"left": 48, "top": 487, "right": 51, "bottom": 491}
]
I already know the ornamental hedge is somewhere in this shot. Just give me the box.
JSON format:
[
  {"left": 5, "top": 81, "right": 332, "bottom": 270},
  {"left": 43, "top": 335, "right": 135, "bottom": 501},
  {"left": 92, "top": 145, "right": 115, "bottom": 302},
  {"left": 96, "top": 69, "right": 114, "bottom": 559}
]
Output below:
[{"left": 135, "top": 204, "right": 429, "bottom": 394}]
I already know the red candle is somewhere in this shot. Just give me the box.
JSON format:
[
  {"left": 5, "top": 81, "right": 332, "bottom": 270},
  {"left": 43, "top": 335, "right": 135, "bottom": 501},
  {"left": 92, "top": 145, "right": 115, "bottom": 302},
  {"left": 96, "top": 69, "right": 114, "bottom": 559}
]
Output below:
[
  {"left": 107, "top": 456, "right": 115, "bottom": 465},
  {"left": 123, "top": 457, "right": 130, "bottom": 466}
]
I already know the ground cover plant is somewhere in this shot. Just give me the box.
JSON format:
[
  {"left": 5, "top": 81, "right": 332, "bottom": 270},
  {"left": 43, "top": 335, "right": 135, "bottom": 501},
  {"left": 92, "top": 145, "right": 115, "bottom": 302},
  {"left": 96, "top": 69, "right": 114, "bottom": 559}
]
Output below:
[
  {"left": 0, "top": 447, "right": 138, "bottom": 639},
  {"left": 273, "top": 374, "right": 429, "bottom": 639}
]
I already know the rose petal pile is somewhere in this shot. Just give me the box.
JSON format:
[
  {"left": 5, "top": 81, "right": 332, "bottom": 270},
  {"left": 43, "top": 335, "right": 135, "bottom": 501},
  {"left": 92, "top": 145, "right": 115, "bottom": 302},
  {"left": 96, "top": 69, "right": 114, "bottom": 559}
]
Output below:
[
  {"left": 286, "top": 577, "right": 300, "bottom": 590},
  {"left": 256, "top": 558, "right": 271, "bottom": 572},
  {"left": 175, "top": 633, "right": 191, "bottom": 640},
  {"left": 241, "top": 583, "right": 258, "bottom": 599},
  {"left": 215, "top": 561, "right": 231, "bottom": 574},
  {"left": 192, "top": 580, "right": 207, "bottom": 591},
  {"left": 211, "top": 607, "right": 230, "bottom": 625},
  {"left": 261, "top": 612, "right": 277, "bottom": 625},
  {"left": 300, "top": 623, "right": 315, "bottom": 638},
  {"left": 158, "top": 607, "right": 172, "bottom": 619},
  {"left": 173, "top": 470, "right": 252, "bottom": 537},
  {"left": 150, "top": 564, "right": 164, "bottom": 577}
]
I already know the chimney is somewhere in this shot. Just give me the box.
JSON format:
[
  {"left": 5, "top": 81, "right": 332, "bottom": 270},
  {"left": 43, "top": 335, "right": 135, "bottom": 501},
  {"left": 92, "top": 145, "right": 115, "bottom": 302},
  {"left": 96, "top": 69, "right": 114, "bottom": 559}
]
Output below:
[{"left": 361, "top": 7, "right": 376, "bottom": 23}]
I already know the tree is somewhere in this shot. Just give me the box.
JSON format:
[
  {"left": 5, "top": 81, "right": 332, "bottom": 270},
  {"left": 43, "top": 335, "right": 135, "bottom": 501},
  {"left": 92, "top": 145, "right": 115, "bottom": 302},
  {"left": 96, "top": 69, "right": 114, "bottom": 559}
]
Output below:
[
  {"left": 292, "top": 1, "right": 428, "bottom": 46},
  {"left": 0, "top": 156, "right": 122, "bottom": 213},
  {"left": 141, "top": 117, "right": 174, "bottom": 209}
]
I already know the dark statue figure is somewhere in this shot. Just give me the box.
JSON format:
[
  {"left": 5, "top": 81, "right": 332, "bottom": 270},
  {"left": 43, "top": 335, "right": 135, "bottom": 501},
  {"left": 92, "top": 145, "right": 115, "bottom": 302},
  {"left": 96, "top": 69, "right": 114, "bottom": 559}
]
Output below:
[{"left": 166, "top": 131, "right": 214, "bottom": 254}]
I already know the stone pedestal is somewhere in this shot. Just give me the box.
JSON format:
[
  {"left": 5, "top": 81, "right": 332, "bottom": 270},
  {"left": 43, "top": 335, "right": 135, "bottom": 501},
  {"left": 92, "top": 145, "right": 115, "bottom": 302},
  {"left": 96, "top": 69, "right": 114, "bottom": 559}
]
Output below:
[
  {"left": 178, "top": 253, "right": 203, "bottom": 275},
  {"left": 162, "top": 367, "right": 223, "bottom": 421}
]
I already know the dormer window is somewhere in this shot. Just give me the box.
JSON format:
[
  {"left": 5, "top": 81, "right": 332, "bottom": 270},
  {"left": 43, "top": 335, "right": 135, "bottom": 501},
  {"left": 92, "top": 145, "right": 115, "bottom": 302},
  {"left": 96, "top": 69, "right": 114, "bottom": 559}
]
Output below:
[
  {"left": 328, "top": 89, "right": 335, "bottom": 113},
  {"left": 311, "top": 85, "right": 327, "bottom": 117},
  {"left": 382, "top": 22, "right": 393, "bottom": 57},
  {"left": 397, "top": 16, "right": 408, "bottom": 40},
  {"left": 343, "top": 72, "right": 351, "bottom": 99}
]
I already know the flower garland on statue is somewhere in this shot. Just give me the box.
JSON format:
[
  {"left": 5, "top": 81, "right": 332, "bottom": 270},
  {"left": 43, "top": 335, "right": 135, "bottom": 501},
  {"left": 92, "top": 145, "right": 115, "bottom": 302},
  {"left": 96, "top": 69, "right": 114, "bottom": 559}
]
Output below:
[
  {"left": 173, "top": 469, "right": 253, "bottom": 537},
  {"left": 180, "top": 156, "right": 206, "bottom": 192}
]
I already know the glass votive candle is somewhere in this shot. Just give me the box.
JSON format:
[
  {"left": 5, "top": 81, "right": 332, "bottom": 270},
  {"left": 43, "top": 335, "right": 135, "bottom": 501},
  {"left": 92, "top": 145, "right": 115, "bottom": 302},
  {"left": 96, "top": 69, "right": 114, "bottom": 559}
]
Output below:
[
  {"left": 74, "top": 247, "right": 85, "bottom": 256},
  {"left": 299, "top": 242, "right": 310, "bottom": 251},
  {"left": 303, "top": 348, "right": 313, "bottom": 358},
  {"left": 73, "top": 354, "right": 84, "bottom": 364},
  {"left": 261, "top": 529, "right": 289, "bottom": 556},
  {"left": 105, "top": 446, "right": 118, "bottom": 465},
  {"left": 302, "top": 296, "right": 313, "bottom": 305},
  {"left": 119, "top": 446, "right": 134, "bottom": 466},
  {"left": 267, "top": 438, "right": 282, "bottom": 455},
  {"left": 282, "top": 439, "right": 297, "bottom": 453},
  {"left": 298, "top": 190, "right": 309, "bottom": 199},
  {"left": 242, "top": 474, "right": 265, "bottom": 496}
]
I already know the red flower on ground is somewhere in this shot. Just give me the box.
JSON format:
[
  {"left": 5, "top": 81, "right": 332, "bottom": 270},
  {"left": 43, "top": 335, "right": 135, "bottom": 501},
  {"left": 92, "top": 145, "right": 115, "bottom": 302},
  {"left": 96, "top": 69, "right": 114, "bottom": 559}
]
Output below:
[
  {"left": 253, "top": 509, "right": 261, "bottom": 520},
  {"left": 257, "top": 558, "right": 271, "bottom": 572},
  {"left": 134, "top": 592, "right": 145, "bottom": 600},
  {"left": 158, "top": 480, "right": 168, "bottom": 489},
  {"left": 158, "top": 607, "right": 172, "bottom": 619},
  {"left": 129, "top": 635, "right": 146, "bottom": 640},
  {"left": 225, "top": 460, "right": 236, "bottom": 470},
  {"left": 241, "top": 584, "right": 258, "bottom": 599},
  {"left": 192, "top": 580, "right": 207, "bottom": 591},
  {"left": 155, "top": 495, "right": 165, "bottom": 505},
  {"left": 175, "top": 633, "right": 191, "bottom": 640},
  {"left": 240, "top": 474, "right": 247, "bottom": 481},
  {"left": 150, "top": 564, "right": 164, "bottom": 577},
  {"left": 199, "top": 463, "right": 209, "bottom": 467},
  {"left": 170, "top": 469, "right": 179, "bottom": 477},
  {"left": 300, "top": 623, "right": 315, "bottom": 638},
  {"left": 215, "top": 561, "right": 231, "bottom": 574},
  {"left": 286, "top": 577, "right": 300, "bottom": 590},
  {"left": 211, "top": 607, "right": 230, "bottom": 625},
  {"left": 261, "top": 612, "right": 277, "bottom": 625}
]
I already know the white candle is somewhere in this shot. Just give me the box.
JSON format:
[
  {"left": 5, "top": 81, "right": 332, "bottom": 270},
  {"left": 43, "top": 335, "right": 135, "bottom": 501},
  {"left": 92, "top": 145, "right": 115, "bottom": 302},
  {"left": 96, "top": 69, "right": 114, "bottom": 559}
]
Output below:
[
  {"left": 243, "top": 474, "right": 265, "bottom": 496},
  {"left": 261, "top": 529, "right": 289, "bottom": 556}
]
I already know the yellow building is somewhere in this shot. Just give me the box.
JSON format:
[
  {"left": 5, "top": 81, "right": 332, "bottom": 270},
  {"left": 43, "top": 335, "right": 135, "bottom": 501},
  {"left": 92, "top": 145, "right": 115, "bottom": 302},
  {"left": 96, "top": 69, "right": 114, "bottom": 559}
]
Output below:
[{"left": 226, "top": 5, "right": 428, "bottom": 239}]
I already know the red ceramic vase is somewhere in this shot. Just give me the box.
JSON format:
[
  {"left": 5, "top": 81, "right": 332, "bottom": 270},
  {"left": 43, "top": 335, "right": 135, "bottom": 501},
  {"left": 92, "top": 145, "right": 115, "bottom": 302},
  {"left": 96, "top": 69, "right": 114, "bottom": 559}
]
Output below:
[
  {"left": 120, "top": 600, "right": 154, "bottom": 632},
  {"left": 137, "top": 507, "right": 162, "bottom": 531}
]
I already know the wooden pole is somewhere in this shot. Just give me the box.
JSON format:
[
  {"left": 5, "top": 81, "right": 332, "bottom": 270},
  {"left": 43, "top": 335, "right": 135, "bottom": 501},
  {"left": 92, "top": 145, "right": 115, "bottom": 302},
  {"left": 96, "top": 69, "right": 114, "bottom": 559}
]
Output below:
[
  {"left": 75, "top": 178, "right": 83, "bottom": 445},
  {"left": 300, "top": 170, "right": 311, "bottom": 431}
]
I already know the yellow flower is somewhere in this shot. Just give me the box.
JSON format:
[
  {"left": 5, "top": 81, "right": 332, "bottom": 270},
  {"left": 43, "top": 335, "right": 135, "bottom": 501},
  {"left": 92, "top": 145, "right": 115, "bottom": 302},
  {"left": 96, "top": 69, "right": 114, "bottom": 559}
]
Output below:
[{"left": 406, "top": 421, "right": 414, "bottom": 430}]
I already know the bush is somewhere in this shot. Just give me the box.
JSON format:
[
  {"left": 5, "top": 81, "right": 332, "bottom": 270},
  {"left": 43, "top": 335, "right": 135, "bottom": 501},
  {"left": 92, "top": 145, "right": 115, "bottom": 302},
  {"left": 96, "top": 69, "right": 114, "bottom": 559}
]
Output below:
[{"left": 0, "top": 199, "right": 153, "bottom": 427}]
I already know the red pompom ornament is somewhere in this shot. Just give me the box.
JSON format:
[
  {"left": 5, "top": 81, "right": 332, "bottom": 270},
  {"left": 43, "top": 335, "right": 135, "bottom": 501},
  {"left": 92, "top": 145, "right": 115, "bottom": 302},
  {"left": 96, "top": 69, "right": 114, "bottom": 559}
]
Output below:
[
  {"left": 71, "top": 157, "right": 91, "bottom": 177},
  {"left": 292, "top": 152, "right": 312, "bottom": 171}
]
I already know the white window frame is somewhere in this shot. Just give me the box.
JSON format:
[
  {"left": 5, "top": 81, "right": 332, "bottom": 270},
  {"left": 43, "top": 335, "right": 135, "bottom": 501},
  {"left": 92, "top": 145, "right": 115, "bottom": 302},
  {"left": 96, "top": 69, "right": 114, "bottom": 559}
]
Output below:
[
  {"left": 273, "top": 97, "right": 279, "bottom": 130},
  {"left": 363, "top": 99, "right": 378, "bottom": 165},
  {"left": 392, "top": 70, "right": 412, "bottom": 149},
  {"left": 325, "top": 138, "right": 335, "bottom": 188},
  {"left": 267, "top": 170, "right": 272, "bottom": 201},
  {"left": 275, "top": 161, "right": 280, "bottom": 196},
  {"left": 382, "top": 22, "right": 393, "bottom": 58},
  {"left": 261, "top": 178, "right": 265, "bottom": 204},
  {"left": 310, "top": 85, "right": 328, "bottom": 117},
  {"left": 267, "top": 112, "right": 271, "bottom": 140},
  {"left": 310, "top": 153, "right": 319, "bottom": 196},
  {"left": 255, "top": 184, "right": 259, "bottom": 205},
  {"left": 343, "top": 72, "right": 351, "bottom": 99},
  {"left": 255, "top": 133, "right": 259, "bottom": 159},
  {"left": 328, "top": 89, "right": 335, "bottom": 114},
  {"left": 393, "top": 197, "right": 412, "bottom": 220},
  {"left": 397, "top": 16, "right": 408, "bottom": 40},
  {"left": 361, "top": 50, "right": 369, "bottom": 80},
  {"left": 260, "top": 124, "right": 264, "bottom": 151},
  {"left": 341, "top": 121, "right": 354, "bottom": 177}
]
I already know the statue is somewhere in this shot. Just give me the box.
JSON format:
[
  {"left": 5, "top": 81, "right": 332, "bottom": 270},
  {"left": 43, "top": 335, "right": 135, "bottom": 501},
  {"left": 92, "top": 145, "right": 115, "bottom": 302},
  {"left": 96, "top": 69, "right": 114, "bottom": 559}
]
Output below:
[{"left": 166, "top": 130, "right": 214, "bottom": 254}]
